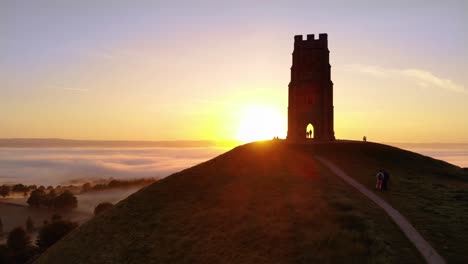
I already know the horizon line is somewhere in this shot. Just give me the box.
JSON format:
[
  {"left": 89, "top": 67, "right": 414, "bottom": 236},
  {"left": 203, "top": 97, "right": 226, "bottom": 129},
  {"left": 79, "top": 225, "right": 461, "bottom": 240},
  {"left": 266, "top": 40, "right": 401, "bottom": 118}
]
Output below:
[{"left": 0, "top": 138, "right": 467, "bottom": 145}]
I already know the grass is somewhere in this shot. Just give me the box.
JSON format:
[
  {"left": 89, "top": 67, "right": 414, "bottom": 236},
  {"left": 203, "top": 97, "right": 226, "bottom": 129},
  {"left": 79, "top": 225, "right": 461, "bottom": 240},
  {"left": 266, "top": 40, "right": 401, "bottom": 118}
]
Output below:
[
  {"left": 34, "top": 141, "right": 426, "bottom": 263},
  {"left": 306, "top": 141, "right": 468, "bottom": 263}
]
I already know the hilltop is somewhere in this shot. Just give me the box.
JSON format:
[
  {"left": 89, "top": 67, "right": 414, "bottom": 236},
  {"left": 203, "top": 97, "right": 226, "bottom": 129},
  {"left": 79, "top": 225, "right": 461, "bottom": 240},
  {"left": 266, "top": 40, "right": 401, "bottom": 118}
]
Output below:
[{"left": 34, "top": 141, "right": 467, "bottom": 263}]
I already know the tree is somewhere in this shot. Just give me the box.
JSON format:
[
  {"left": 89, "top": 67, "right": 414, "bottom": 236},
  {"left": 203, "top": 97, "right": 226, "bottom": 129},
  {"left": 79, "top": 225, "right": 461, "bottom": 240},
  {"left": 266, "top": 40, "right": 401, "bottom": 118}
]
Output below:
[
  {"left": 108, "top": 180, "right": 121, "bottom": 188},
  {"left": 26, "top": 217, "right": 34, "bottom": 233},
  {"left": 36, "top": 220, "right": 77, "bottom": 252},
  {"left": 94, "top": 202, "right": 114, "bottom": 216},
  {"left": 53, "top": 191, "right": 77, "bottom": 211},
  {"left": 0, "top": 185, "right": 10, "bottom": 198},
  {"left": 81, "top": 182, "right": 91, "bottom": 193},
  {"left": 92, "top": 184, "right": 107, "bottom": 191},
  {"left": 0, "top": 244, "right": 13, "bottom": 264},
  {"left": 43, "top": 189, "right": 57, "bottom": 208},
  {"left": 4, "top": 227, "right": 36, "bottom": 264},
  {"left": 7, "top": 227, "right": 30, "bottom": 251},
  {"left": 12, "top": 184, "right": 27, "bottom": 193},
  {"left": 51, "top": 214, "right": 62, "bottom": 222},
  {"left": 27, "top": 189, "right": 46, "bottom": 208}
]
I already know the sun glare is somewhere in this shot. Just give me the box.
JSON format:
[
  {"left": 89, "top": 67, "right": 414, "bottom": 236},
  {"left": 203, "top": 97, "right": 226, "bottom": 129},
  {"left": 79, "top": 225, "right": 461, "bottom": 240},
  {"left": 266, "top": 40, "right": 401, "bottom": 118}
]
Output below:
[{"left": 236, "top": 105, "right": 286, "bottom": 143}]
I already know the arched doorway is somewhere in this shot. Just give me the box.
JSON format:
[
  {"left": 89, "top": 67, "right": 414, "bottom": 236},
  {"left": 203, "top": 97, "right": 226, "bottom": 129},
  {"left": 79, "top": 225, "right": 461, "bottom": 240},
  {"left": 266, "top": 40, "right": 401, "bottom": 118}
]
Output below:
[{"left": 306, "top": 123, "right": 314, "bottom": 139}]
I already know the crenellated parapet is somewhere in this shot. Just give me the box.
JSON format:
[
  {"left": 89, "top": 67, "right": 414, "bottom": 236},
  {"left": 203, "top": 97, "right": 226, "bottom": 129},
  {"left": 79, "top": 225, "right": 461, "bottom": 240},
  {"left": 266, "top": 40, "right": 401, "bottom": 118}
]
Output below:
[{"left": 294, "top": 33, "right": 328, "bottom": 49}]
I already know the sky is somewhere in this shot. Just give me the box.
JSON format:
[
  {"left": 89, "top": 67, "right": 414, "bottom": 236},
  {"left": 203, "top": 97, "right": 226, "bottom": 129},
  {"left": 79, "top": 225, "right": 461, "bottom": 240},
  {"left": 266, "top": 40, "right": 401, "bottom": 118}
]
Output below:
[{"left": 1, "top": 0, "right": 467, "bottom": 142}]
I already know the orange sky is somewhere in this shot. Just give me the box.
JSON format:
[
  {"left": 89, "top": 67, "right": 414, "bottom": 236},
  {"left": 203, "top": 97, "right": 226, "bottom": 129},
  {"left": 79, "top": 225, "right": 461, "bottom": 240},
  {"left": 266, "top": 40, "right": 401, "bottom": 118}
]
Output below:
[{"left": 1, "top": 1, "right": 467, "bottom": 143}]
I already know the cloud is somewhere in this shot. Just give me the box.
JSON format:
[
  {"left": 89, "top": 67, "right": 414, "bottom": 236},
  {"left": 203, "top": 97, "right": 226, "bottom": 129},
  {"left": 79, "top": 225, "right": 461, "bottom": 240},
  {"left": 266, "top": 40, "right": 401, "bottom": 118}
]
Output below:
[
  {"left": 402, "top": 69, "right": 465, "bottom": 93},
  {"left": 346, "top": 64, "right": 389, "bottom": 77},
  {"left": 345, "top": 64, "right": 466, "bottom": 94},
  {"left": 0, "top": 147, "right": 225, "bottom": 186}
]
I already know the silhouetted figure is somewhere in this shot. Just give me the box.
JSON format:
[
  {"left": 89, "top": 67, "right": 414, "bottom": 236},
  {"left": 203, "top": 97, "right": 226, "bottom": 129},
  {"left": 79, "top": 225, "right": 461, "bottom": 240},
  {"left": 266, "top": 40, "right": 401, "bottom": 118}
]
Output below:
[
  {"left": 382, "top": 170, "right": 390, "bottom": 191},
  {"left": 375, "top": 171, "right": 384, "bottom": 190},
  {"left": 363, "top": 136, "right": 367, "bottom": 142}
]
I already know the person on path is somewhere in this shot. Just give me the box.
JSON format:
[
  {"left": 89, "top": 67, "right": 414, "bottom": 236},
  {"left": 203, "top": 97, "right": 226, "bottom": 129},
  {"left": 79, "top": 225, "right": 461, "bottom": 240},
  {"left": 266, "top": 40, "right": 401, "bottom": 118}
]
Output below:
[
  {"left": 382, "top": 170, "right": 390, "bottom": 191},
  {"left": 376, "top": 171, "right": 384, "bottom": 190}
]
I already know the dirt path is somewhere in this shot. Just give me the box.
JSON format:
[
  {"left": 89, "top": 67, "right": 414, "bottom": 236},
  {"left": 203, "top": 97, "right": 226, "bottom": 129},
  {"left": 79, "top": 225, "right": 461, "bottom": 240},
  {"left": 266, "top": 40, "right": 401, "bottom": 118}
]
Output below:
[{"left": 316, "top": 157, "right": 446, "bottom": 264}]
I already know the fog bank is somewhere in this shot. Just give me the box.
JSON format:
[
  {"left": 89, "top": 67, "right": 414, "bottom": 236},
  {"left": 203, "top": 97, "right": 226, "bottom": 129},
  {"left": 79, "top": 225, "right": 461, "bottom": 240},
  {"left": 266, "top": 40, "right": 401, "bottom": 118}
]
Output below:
[{"left": 0, "top": 147, "right": 227, "bottom": 185}]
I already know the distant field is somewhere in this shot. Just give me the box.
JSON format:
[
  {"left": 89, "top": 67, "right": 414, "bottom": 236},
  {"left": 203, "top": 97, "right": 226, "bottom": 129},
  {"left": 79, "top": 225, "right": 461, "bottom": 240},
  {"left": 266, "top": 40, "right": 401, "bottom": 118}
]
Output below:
[
  {"left": 36, "top": 141, "right": 424, "bottom": 263},
  {"left": 392, "top": 142, "right": 468, "bottom": 167},
  {"left": 0, "top": 203, "right": 90, "bottom": 244},
  {"left": 1, "top": 187, "right": 142, "bottom": 243}
]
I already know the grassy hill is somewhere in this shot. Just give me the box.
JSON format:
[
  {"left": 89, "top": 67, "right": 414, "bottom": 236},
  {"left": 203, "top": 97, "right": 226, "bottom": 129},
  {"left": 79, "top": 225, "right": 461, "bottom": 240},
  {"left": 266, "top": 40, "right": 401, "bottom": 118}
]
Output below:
[
  {"left": 309, "top": 141, "right": 468, "bottom": 263},
  {"left": 34, "top": 141, "right": 467, "bottom": 264}
]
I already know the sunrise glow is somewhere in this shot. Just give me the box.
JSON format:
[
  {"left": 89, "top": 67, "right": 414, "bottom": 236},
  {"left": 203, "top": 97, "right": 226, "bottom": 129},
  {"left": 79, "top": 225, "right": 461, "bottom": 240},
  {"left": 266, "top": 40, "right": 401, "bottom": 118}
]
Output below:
[
  {"left": 236, "top": 105, "right": 286, "bottom": 143},
  {"left": 1, "top": 2, "right": 467, "bottom": 143}
]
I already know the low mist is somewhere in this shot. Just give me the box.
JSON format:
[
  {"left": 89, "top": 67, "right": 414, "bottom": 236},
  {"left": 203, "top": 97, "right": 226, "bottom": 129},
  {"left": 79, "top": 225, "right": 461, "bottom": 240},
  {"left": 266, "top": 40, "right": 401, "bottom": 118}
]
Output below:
[{"left": 0, "top": 147, "right": 227, "bottom": 185}]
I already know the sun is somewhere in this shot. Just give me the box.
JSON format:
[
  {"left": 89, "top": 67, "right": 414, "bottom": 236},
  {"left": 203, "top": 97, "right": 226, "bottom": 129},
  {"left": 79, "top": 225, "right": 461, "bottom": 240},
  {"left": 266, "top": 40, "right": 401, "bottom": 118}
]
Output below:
[{"left": 236, "top": 105, "right": 286, "bottom": 143}]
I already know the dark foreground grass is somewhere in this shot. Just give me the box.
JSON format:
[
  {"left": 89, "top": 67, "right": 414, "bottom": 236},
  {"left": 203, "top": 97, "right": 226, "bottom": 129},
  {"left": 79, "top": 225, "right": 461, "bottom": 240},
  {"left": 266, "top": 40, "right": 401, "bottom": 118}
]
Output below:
[
  {"left": 36, "top": 141, "right": 423, "bottom": 263},
  {"left": 307, "top": 141, "right": 468, "bottom": 263}
]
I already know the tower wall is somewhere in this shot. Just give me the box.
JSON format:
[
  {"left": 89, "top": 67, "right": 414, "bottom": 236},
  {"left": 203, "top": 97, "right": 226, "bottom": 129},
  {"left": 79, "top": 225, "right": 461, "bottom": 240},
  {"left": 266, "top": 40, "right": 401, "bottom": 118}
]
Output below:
[{"left": 287, "top": 33, "right": 335, "bottom": 141}]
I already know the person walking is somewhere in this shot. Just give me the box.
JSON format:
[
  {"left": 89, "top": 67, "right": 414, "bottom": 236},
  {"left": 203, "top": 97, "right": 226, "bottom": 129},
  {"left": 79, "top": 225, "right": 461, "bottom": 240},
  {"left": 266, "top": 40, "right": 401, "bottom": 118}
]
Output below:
[
  {"left": 376, "top": 171, "right": 384, "bottom": 190},
  {"left": 382, "top": 170, "right": 390, "bottom": 191}
]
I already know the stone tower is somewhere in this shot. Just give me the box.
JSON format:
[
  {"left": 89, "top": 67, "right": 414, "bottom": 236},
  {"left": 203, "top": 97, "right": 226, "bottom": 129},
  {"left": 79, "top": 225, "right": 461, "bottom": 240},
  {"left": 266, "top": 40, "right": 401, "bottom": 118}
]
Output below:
[{"left": 287, "top": 33, "right": 335, "bottom": 141}]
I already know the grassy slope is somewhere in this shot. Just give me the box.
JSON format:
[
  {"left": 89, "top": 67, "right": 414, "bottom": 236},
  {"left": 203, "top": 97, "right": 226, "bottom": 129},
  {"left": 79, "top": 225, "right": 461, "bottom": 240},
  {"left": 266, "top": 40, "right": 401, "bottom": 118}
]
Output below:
[
  {"left": 35, "top": 141, "right": 432, "bottom": 264},
  {"left": 308, "top": 141, "right": 468, "bottom": 263}
]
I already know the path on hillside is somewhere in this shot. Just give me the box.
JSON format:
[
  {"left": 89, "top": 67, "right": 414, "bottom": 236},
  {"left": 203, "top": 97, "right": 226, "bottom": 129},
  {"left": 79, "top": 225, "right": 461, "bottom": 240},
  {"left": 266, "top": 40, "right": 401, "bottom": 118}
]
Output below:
[{"left": 316, "top": 157, "right": 446, "bottom": 264}]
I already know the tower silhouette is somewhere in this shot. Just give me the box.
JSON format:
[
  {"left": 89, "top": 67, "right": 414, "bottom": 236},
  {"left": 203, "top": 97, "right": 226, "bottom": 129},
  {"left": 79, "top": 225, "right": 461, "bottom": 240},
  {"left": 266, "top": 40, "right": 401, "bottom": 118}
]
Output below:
[{"left": 287, "top": 33, "right": 335, "bottom": 141}]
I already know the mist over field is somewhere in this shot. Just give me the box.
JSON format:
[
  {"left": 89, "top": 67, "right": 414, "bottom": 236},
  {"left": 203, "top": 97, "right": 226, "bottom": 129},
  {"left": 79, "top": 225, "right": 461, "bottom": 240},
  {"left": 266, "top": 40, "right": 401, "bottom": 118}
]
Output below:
[
  {"left": 0, "top": 142, "right": 466, "bottom": 188},
  {"left": 0, "top": 147, "right": 227, "bottom": 186},
  {"left": 393, "top": 143, "right": 468, "bottom": 168}
]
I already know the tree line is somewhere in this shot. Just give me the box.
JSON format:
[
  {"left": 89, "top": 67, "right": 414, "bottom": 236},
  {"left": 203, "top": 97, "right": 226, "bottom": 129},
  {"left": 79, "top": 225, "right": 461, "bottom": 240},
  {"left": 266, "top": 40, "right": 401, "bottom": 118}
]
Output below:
[
  {"left": 0, "top": 201, "right": 114, "bottom": 264},
  {"left": 0, "top": 214, "right": 77, "bottom": 264},
  {"left": 0, "top": 178, "right": 156, "bottom": 199}
]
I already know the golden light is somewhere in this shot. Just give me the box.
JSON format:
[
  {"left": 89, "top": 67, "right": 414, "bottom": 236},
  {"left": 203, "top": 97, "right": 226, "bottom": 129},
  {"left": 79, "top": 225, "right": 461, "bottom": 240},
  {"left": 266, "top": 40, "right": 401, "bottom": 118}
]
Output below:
[{"left": 236, "top": 105, "right": 287, "bottom": 143}]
